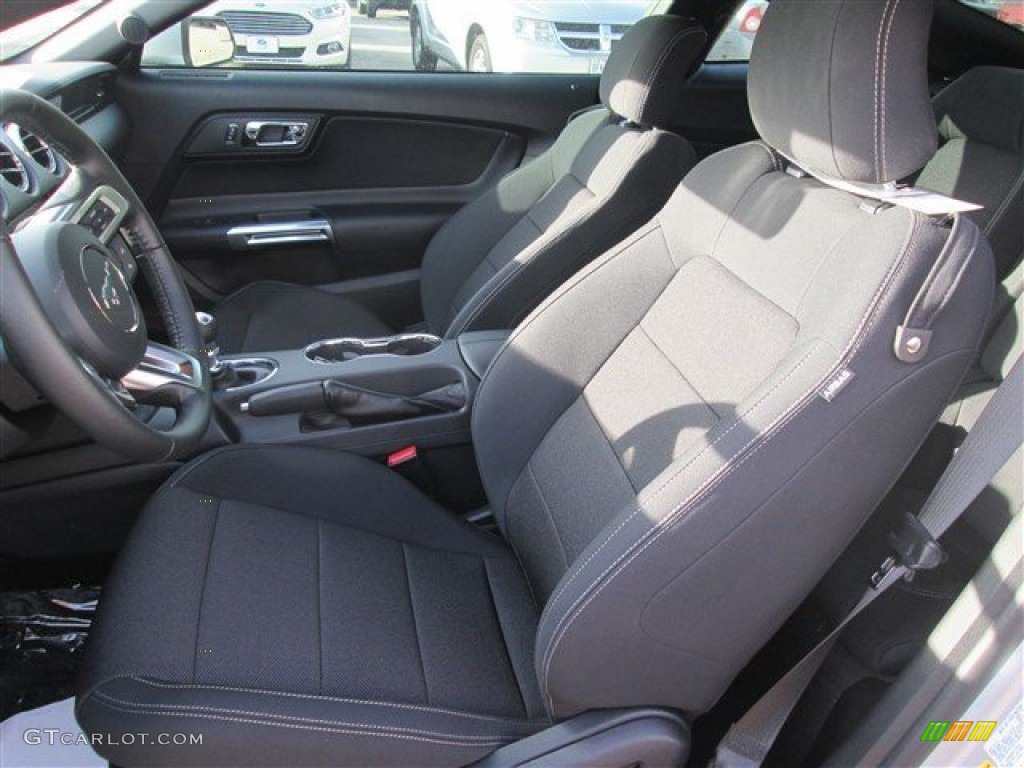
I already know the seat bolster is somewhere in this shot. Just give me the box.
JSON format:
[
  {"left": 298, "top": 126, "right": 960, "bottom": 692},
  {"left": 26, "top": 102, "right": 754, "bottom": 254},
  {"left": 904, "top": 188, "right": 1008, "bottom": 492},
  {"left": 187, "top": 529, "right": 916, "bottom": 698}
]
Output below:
[
  {"left": 445, "top": 128, "right": 695, "bottom": 338},
  {"left": 78, "top": 676, "right": 540, "bottom": 768}
]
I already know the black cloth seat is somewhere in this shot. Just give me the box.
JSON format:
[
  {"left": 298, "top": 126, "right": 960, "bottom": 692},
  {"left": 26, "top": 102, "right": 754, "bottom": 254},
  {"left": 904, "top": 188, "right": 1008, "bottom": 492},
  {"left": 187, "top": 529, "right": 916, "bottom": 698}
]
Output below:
[
  {"left": 77, "top": 446, "right": 548, "bottom": 767},
  {"left": 77, "top": 2, "right": 997, "bottom": 766}
]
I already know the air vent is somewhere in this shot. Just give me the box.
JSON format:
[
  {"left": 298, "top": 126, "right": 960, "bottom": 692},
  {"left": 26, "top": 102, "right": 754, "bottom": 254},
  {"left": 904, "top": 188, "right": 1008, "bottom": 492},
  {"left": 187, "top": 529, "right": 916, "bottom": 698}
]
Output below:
[
  {"left": 0, "top": 146, "right": 28, "bottom": 191},
  {"left": 18, "top": 129, "right": 57, "bottom": 173}
]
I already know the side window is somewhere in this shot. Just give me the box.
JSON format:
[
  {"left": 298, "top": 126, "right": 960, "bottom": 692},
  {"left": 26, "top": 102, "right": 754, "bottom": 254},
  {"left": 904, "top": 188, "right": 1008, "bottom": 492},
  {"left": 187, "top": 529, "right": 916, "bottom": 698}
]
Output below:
[
  {"left": 705, "top": 0, "right": 767, "bottom": 63},
  {"left": 140, "top": 0, "right": 669, "bottom": 74}
]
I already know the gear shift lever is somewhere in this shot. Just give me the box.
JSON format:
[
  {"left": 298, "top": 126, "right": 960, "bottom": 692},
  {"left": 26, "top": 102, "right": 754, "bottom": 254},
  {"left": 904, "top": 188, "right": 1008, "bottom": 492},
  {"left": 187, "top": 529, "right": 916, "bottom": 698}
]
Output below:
[
  {"left": 195, "top": 312, "right": 224, "bottom": 377},
  {"left": 195, "top": 311, "right": 276, "bottom": 391}
]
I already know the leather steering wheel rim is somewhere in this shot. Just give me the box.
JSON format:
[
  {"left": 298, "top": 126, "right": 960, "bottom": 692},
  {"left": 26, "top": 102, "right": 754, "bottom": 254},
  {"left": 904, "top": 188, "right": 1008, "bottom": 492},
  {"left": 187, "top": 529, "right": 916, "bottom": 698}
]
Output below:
[{"left": 0, "top": 88, "right": 211, "bottom": 462}]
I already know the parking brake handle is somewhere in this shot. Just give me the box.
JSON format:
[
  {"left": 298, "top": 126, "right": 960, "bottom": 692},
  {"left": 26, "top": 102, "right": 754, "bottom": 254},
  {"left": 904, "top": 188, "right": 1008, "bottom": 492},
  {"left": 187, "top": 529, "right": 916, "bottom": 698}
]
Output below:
[{"left": 242, "top": 380, "right": 466, "bottom": 424}]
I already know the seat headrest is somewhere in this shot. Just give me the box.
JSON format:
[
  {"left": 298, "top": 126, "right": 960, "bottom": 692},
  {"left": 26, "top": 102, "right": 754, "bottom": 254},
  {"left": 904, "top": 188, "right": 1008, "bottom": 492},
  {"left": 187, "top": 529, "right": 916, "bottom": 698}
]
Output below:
[
  {"left": 934, "top": 66, "right": 1024, "bottom": 153},
  {"left": 600, "top": 15, "right": 706, "bottom": 129},
  {"left": 749, "top": 0, "right": 938, "bottom": 184}
]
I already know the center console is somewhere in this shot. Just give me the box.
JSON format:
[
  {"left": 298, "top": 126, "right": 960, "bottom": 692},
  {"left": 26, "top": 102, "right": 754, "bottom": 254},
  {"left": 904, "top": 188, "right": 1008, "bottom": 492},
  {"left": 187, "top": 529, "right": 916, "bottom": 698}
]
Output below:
[{"left": 204, "top": 325, "right": 510, "bottom": 458}]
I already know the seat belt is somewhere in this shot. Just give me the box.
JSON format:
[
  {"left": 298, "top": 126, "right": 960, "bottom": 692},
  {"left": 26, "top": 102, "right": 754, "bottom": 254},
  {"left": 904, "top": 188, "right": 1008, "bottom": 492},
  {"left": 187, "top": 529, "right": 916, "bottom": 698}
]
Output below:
[{"left": 712, "top": 356, "right": 1024, "bottom": 768}]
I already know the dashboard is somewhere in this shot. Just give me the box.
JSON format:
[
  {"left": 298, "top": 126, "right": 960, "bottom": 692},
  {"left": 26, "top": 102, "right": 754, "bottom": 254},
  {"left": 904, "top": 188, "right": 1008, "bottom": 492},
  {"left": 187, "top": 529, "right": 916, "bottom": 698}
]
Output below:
[{"left": 0, "top": 62, "right": 128, "bottom": 225}]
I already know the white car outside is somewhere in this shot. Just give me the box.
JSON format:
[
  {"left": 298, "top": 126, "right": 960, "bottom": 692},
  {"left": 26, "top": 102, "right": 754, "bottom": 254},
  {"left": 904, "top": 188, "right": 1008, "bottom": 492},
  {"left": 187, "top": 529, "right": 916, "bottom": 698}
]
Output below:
[
  {"left": 411, "top": 0, "right": 658, "bottom": 74},
  {"left": 143, "top": 0, "right": 352, "bottom": 69}
]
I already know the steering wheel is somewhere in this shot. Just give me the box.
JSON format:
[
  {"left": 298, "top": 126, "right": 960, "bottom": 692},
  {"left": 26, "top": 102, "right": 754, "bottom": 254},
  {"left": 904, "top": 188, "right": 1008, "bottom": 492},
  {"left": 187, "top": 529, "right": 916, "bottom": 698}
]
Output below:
[{"left": 0, "top": 89, "right": 211, "bottom": 462}]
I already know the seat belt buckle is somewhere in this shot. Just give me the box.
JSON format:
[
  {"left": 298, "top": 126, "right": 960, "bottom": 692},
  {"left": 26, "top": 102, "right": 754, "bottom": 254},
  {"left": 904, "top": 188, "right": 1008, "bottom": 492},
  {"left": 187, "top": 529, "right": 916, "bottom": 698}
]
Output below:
[
  {"left": 387, "top": 445, "right": 436, "bottom": 497},
  {"left": 871, "top": 512, "right": 947, "bottom": 587}
]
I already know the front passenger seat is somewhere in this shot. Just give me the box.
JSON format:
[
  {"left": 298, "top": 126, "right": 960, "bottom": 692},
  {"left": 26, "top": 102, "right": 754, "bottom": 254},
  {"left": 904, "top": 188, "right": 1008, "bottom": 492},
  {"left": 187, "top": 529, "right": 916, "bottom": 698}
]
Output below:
[{"left": 215, "top": 15, "right": 705, "bottom": 354}]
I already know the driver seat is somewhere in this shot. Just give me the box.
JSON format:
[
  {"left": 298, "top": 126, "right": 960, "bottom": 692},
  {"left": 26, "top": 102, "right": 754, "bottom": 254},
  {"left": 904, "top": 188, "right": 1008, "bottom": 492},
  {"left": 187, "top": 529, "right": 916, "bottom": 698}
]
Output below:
[{"left": 76, "top": 1, "right": 995, "bottom": 766}]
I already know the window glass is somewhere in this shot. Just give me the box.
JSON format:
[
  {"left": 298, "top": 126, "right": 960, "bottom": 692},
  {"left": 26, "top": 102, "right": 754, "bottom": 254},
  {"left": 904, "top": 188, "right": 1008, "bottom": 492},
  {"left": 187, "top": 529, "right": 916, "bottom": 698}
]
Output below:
[
  {"left": 955, "top": 1, "right": 1024, "bottom": 32},
  {"left": 141, "top": 0, "right": 671, "bottom": 73},
  {"left": 705, "top": 0, "right": 767, "bottom": 63},
  {"left": 0, "top": 0, "right": 105, "bottom": 61}
]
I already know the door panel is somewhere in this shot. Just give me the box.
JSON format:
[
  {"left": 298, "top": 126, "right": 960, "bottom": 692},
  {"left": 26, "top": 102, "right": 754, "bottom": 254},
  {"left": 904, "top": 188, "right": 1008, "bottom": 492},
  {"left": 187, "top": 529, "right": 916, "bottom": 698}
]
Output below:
[{"left": 114, "top": 68, "right": 599, "bottom": 299}]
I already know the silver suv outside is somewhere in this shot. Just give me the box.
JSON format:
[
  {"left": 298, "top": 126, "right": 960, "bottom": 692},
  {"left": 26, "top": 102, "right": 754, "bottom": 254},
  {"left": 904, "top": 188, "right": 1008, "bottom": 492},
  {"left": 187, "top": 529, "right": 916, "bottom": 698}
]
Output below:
[{"left": 410, "top": 0, "right": 656, "bottom": 73}]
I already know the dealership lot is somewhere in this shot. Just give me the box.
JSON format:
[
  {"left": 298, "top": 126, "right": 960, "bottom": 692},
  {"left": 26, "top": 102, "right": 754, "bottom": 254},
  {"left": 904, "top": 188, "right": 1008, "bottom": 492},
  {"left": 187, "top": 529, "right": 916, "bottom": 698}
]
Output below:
[{"left": 350, "top": 10, "right": 453, "bottom": 70}]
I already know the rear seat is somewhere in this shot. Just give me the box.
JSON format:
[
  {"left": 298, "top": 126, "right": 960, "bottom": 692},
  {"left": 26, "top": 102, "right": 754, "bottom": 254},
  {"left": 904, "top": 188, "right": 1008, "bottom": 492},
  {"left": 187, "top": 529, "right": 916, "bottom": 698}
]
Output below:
[{"left": 917, "top": 66, "right": 1024, "bottom": 279}]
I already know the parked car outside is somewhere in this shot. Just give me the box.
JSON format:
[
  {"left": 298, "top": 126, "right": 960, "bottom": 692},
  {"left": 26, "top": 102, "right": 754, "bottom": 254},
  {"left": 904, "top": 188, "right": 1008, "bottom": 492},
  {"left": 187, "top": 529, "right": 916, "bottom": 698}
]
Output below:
[
  {"left": 358, "top": 0, "right": 411, "bottom": 19},
  {"left": 409, "top": 0, "right": 655, "bottom": 73},
  {"left": 143, "top": 0, "right": 353, "bottom": 69},
  {"left": 998, "top": 1, "right": 1024, "bottom": 29}
]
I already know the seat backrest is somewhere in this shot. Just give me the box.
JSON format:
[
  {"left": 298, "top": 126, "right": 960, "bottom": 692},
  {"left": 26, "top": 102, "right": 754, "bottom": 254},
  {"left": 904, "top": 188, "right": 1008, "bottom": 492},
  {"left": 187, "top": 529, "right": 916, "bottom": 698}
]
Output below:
[
  {"left": 917, "top": 66, "right": 1024, "bottom": 278},
  {"left": 419, "top": 15, "right": 705, "bottom": 338},
  {"left": 472, "top": 0, "right": 995, "bottom": 719}
]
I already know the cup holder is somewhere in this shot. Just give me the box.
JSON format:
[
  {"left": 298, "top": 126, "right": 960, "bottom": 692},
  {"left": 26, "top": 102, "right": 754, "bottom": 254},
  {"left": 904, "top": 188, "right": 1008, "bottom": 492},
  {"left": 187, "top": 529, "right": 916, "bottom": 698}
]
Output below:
[
  {"left": 217, "top": 358, "right": 278, "bottom": 392},
  {"left": 305, "top": 333, "right": 442, "bottom": 364}
]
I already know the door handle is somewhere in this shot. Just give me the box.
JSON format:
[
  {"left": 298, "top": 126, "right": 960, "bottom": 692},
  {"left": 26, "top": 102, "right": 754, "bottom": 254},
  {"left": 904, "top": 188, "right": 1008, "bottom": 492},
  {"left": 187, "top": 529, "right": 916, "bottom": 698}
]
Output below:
[
  {"left": 227, "top": 219, "right": 333, "bottom": 250},
  {"left": 243, "top": 120, "right": 311, "bottom": 148}
]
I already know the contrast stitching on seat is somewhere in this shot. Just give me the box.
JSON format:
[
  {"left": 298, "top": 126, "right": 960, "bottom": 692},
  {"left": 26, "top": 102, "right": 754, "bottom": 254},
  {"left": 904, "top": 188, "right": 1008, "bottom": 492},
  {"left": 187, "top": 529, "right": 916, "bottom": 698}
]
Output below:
[
  {"left": 540, "top": 215, "right": 924, "bottom": 708},
  {"left": 90, "top": 693, "right": 509, "bottom": 747},
  {"left": 540, "top": 210, "right": 917, "bottom": 621},
  {"left": 400, "top": 543, "right": 432, "bottom": 705},
  {"left": 879, "top": 0, "right": 904, "bottom": 181},
  {"left": 541, "top": 256, "right": 803, "bottom": 617},
  {"left": 540, "top": 341, "right": 823, "bottom": 648},
  {"left": 526, "top": 462, "right": 570, "bottom": 569},
  {"left": 126, "top": 677, "right": 546, "bottom": 723},
  {"left": 192, "top": 498, "right": 221, "bottom": 685},
  {"left": 874, "top": 0, "right": 901, "bottom": 180},
  {"left": 91, "top": 693, "right": 513, "bottom": 742}
]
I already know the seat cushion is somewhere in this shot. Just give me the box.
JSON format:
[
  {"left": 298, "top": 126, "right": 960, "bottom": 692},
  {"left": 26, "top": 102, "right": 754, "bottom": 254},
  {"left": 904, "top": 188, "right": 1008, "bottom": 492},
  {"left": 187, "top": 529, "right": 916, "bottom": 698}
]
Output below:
[
  {"left": 215, "top": 282, "right": 393, "bottom": 354},
  {"left": 76, "top": 446, "right": 548, "bottom": 767}
]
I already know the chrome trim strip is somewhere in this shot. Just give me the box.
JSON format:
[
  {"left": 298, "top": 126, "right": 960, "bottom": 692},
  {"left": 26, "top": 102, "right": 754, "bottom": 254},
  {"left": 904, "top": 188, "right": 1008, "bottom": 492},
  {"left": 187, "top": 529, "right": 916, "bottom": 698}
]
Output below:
[{"left": 227, "top": 218, "right": 332, "bottom": 249}]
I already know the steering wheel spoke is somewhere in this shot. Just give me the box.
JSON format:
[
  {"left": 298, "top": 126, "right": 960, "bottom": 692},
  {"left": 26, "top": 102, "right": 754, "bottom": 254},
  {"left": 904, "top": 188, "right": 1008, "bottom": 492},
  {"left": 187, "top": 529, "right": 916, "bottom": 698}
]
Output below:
[
  {"left": 77, "top": 356, "right": 139, "bottom": 409},
  {"left": 121, "top": 343, "right": 205, "bottom": 406}
]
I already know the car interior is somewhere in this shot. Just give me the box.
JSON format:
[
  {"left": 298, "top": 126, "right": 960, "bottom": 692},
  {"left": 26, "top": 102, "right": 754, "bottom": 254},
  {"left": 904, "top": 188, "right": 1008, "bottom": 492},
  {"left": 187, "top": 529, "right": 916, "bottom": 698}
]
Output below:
[{"left": 0, "top": 0, "right": 1021, "bottom": 767}]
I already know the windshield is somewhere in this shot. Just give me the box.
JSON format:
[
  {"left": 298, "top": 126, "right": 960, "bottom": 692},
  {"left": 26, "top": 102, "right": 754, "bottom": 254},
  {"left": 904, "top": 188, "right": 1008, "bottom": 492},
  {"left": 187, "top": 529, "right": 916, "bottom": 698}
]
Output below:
[{"left": 0, "top": 0, "right": 106, "bottom": 61}]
